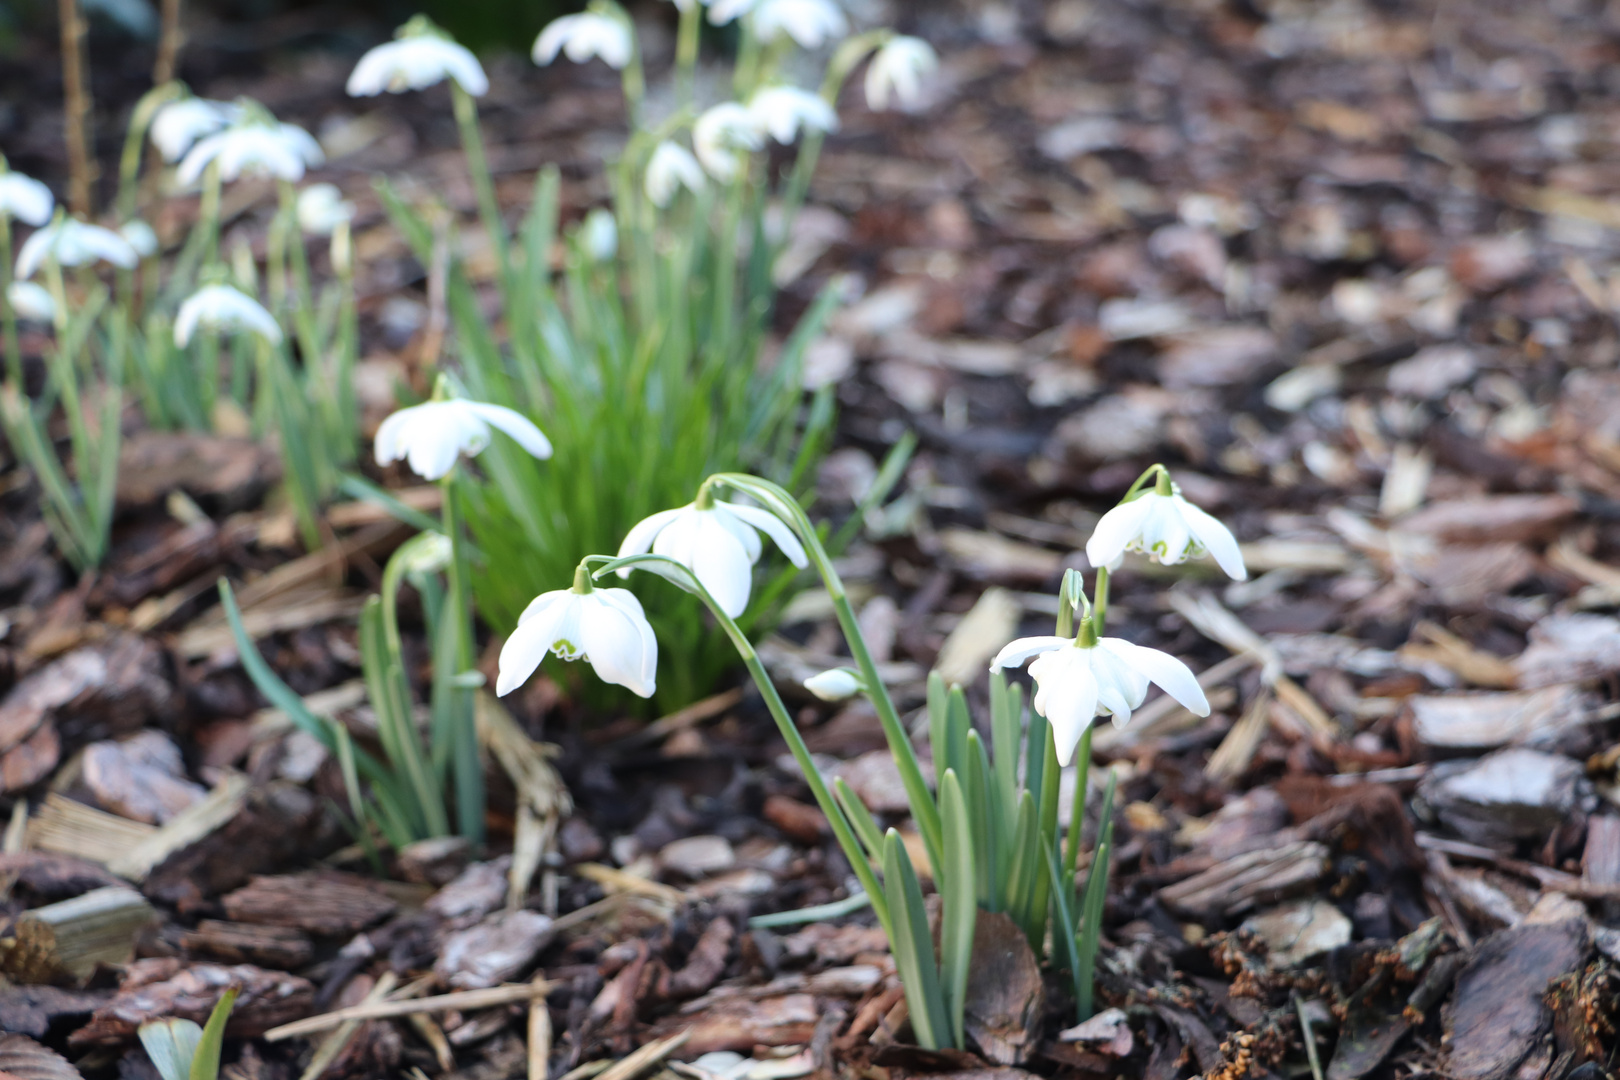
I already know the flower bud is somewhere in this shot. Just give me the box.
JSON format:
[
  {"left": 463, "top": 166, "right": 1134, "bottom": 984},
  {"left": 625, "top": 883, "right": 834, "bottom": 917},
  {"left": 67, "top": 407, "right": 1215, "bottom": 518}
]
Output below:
[{"left": 804, "top": 668, "right": 863, "bottom": 701}]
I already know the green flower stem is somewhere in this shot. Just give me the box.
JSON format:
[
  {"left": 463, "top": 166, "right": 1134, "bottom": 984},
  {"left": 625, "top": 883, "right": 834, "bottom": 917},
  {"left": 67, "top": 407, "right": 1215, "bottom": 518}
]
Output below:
[
  {"left": 1092, "top": 565, "right": 1110, "bottom": 637},
  {"left": 379, "top": 543, "right": 451, "bottom": 839},
  {"left": 674, "top": 0, "right": 701, "bottom": 107},
  {"left": 712, "top": 473, "right": 943, "bottom": 872},
  {"left": 442, "top": 470, "right": 483, "bottom": 843},
  {"left": 451, "top": 83, "right": 510, "bottom": 293},
  {"left": 1, "top": 219, "right": 19, "bottom": 387},
  {"left": 1062, "top": 723, "right": 1093, "bottom": 884}
]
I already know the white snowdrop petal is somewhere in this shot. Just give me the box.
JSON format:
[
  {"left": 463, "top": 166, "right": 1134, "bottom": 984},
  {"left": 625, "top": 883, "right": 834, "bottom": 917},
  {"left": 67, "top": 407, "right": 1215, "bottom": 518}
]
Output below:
[
  {"left": 616, "top": 506, "right": 687, "bottom": 575},
  {"left": 989, "top": 635, "right": 1070, "bottom": 673},
  {"left": 687, "top": 514, "right": 756, "bottom": 617},
  {"left": 1098, "top": 638, "right": 1209, "bottom": 717},
  {"left": 497, "top": 594, "right": 575, "bottom": 696},
  {"left": 0, "top": 173, "right": 55, "bottom": 226},
  {"left": 1181, "top": 501, "right": 1248, "bottom": 581},
  {"left": 580, "top": 593, "right": 655, "bottom": 697},
  {"left": 462, "top": 401, "right": 553, "bottom": 460},
  {"left": 6, "top": 280, "right": 55, "bottom": 321},
  {"left": 1086, "top": 496, "right": 1154, "bottom": 572}
]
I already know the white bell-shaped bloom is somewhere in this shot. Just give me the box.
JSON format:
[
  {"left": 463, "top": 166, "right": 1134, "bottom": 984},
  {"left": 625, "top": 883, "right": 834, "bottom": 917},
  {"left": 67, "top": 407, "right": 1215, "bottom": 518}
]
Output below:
[
  {"left": 747, "top": 85, "right": 838, "bottom": 144},
  {"left": 0, "top": 171, "right": 54, "bottom": 226},
  {"left": 991, "top": 636, "right": 1208, "bottom": 764},
  {"left": 497, "top": 585, "right": 658, "bottom": 698},
  {"left": 752, "top": 0, "right": 846, "bottom": 47},
  {"left": 706, "top": 0, "right": 755, "bottom": 24},
  {"left": 348, "top": 33, "right": 489, "bottom": 97},
  {"left": 120, "top": 220, "right": 159, "bottom": 259},
  {"left": 374, "top": 396, "right": 552, "bottom": 480},
  {"left": 297, "top": 183, "right": 355, "bottom": 235},
  {"left": 149, "top": 97, "right": 242, "bottom": 162},
  {"left": 866, "top": 35, "right": 937, "bottom": 111},
  {"left": 804, "top": 668, "right": 861, "bottom": 701},
  {"left": 580, "top": 208, "right": 617, "bottom": 261},
  {"left": 645, "top": 141, "right": 705, "bottom": 207},
  {"left": 693, "top": 103, "right": 764, "bottom": 181},
  {"left": 177, "top": 118, "right": 324, "bottom": 186},
  {"left": 532, "top": 12, "right": 633, "bottom": 69},
  {"left": 15, "top": 218, "right": 139, "bottom": 280},
  {"left": 616, "top": 498, "right": 807, "bottom": 618},
  {"left": 1086, "top": 484, "right": 1247, "bottom": 580},
  {"left": 6, "top": 280, "right": 55, "bottom": 322},
  {"left": 174, "top": 284, "right": 283, "bottom": 347}
]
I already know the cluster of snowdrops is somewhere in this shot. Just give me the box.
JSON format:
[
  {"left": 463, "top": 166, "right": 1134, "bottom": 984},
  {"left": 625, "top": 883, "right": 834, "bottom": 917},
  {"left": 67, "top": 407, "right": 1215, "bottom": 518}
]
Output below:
[{"left": 0, "top": 0, "right": 1253, "bottom": 1049}]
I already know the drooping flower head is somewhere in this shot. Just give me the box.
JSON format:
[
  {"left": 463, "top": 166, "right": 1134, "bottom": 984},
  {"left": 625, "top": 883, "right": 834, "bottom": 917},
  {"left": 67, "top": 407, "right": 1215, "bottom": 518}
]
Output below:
[
  {"left": 616, "top": 489, "right": 808, "bottom": 618},
  {"left": 751, "top": 0, "right": 847, "bottom": 48},
  {"left": 866, "top": 35, "right": 938, "bottom": 112},
  {"left": 532, "top": 8, "right": 633, "bottom": 70},
  {"left": 347, "top": 16, "right": 489, "bottom": 97},
  {"left": 297, "top": 183, "right": 355, "bottom": 235},
  {"left": 177, "top": 108, "right": 324, "bottom": 186},
  {"left": 991, "top": 627, "right": 1208, "bottom": 765},
  {"left": 497, "top": 570, "right": 658, "bottom": 698},
  {"left": 175, "top": 284, "right": 283, "bottom": 348},
  {"left": 15, "top": 217, "right": 139, "bottom": 280},
  {"left": 149, "top": 97, "right": 242, "bottom": 163},
  {"left": 645, "top": 141, "right": 705, "bottom": 207},
  {"left": 804, "top": 668, "right": 863, "bottom": 701},
  {"left": 374, "top": 392, "right": 552, "bottom": 481},
  {"left": 693, "top": 103, "right": 764, "bottom": 181},
  {"left": 747, "top": 85, "right": 838, "bottom": 144},
  {"left": 6, "top": 281, "right": 55, "bottom": 322},
  {"left": 1086, "top": 470, "right": 1247, "bottom": 581},
  {"left": 0, "top": 169, "right": 55, "bottom": 226},
  {"left": 120, "top": 220, "right": 159, "bottom": 259}
]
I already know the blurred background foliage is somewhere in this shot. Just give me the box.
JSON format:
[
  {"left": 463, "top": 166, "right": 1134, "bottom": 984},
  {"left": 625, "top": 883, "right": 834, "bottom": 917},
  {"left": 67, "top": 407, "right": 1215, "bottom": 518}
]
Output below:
[{"left": 0, "top": 0, "right": 577, "bottom": 60}]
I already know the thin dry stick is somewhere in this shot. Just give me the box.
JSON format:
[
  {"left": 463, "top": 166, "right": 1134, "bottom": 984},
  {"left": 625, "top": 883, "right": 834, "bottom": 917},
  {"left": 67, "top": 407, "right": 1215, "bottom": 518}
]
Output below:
[
  {"left": 152, "top": 0, "right": 183, "bottom": 84},
  {"left": 594, "top": 1030, "right": 690, "bottom": 1080},
  {"left": 58, "top": 0, "right": 97, "bottom": 216},
  {"left": 265, "top": 982, "right": 552, "bottom": 1042},
  {"left": 527, "top": 976, "right": 552, "bottom": 1080},
  {"left": 298, "top": 971, "right": 399, "bottom": 1080}
]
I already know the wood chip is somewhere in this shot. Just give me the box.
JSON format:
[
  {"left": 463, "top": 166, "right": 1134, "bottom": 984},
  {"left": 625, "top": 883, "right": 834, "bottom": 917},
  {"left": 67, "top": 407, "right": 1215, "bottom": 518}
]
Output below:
[{"left": 1159, "top": 841, "right": 1331, "bottom": 918}]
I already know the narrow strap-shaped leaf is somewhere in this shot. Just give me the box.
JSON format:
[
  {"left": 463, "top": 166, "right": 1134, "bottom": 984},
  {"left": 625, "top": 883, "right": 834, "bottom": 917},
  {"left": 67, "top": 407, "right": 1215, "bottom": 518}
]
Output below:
[
  {"left": 964, "top": 731, "right": 995, "bottom": 910},
  {"left": 1043, "top": 831, "right": 1085, "bottom": 1006},
  {"left": 834, "top": 778, "right": 884, "bottom": 866},
  {"left": 1074, "top": 768, "right": 1118, "bottom": 1021},
  {"left": 1002, "top": 790, "right": 1040, "bottom": 946},
  {"left": 1063, "top": 724, "right": 1095, "bottom": 884},
  {"left": 938, "top": 771, "right": 976, "bottom": 1051},
  {"left": 945, "top": 685, "right": 971, "bottom": 786},
  {"left": 188, "top": 986, "right": 238, "bottom": 1080},
  {"left": 989, "top": 671, "right": 1019, "bottom": 814},
  {"left": 927, "top": 672, "right": 948, "bottom": 784},
  {"left": 882, "top": 830, "right": 950, "bottom": 1051},
  {"left": 138, "top": 1018, "right": 201, "bottom": 1080}
]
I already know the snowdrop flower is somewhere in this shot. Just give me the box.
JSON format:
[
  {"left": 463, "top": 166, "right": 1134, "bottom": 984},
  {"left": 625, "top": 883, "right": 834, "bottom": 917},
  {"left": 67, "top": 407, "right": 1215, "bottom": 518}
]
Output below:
[
  {"left": 706, "top": 0, "right": 755, "bottom": 24},
  {"left": 120, "top": 220, "right": 159, "bottom": 259},
  {"left": 747, "top": 85, "right": 837, "bottom": 144},
  {"left": 866, "top": 35, "right": 937, "bottom": 111},
  {"left": 0, "top": 170, "right": 54, "bottom": 226},
  {"left": 532, "top": 11, "right": 632, "bottom": 70},
  {"left": 15, "top": 218, "right": 138, "bottom": 280},
  {"left": 497, "top": 579, "right": 657, "bottom": 698},
  {"left": 693, "top": 103, "right": 764, "bottom": 181},
  {"left": 149, "top": 97, "right": 241, "bottom": 162},
  {"left": 645, "top": 141, "right": 705, "bottom": 207},
  {"left": 6, "top": 281, "right": 55, "bottom": 322},
  {"left": 297, "top": 183, "right": 355, "bottom": 235},
  {"left": 804, "top": 668, "right": 863, "bottom": 701},
  {"left": 374, "top": 396, "right": 552, "bottom": 481},
  {"left": 177, "top": 118, "right": 323, "bottom": 186},
  {"left": 752, "top": 0, "right": 847, "bottom": 48},
  {"left": 1086, "top": 475, "right": 1247, "bottom": 580},
  {"left": 580, "top": 208, "right": 617, "bottom": 261},
  {"left": 991, "top": 633, "right": 1208, "bottom": 764},
  {"left": 174, "top": 284, "right": 282, "bottom": 347},
  {"left": 616, "top": 495, "right": 807, "bottom": 618},
  {"left": 347, "top": 29, "right": 489, "bottom": 96}
]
